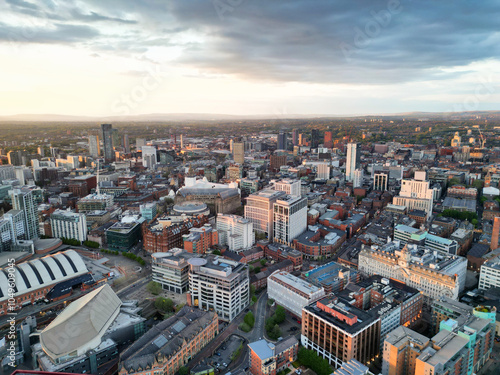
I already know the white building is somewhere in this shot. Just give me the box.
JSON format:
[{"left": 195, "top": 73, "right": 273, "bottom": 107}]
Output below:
[
  {"left": 188, "top": 257, "right": 249, "bottom": 321},
  {"left": 142, "top": 145, "right": 157, "bottom": 169},
  {"left": 374, "top": 172, "right": 388, "bottom": 191},
  {"left": 479, "top": 258, "right": 500, "bottom": 290},
  {"left": 216, "top": 214, "right": 255, "bottom": 252},
  {"left": 393, "top": 171, "right": 434, "bottom": 218},
  {"left": 358, "top": 242, "right": 467, "bottom": 301},
  {"left": 353, "top": 169, "right": 363, "bottom": 188},
  {"left": 268, "top": 271, "right": 325, "bottom": 317},
  {"left": 151, "top": 249, "right": 196, "bottom": 293},
  {"left": 346, "top": 143, "right": 360, "bottom": 182},
  {"left": 273, "top": 195, "right": 307, "bottom": 246},
  {"left": 9, "top": 188, "right": 39, "bottom": 240},
  {"left": 274, "top": 179, "right": 301, "bottom": 197},
  {"left": 316, "top": 162, "right": 330, "bottom": 180},
  {"left": 245, "top": 189, "right": 286, "bottom": 238},
  {"left": 50, "top": 209, "right": 87, "bottom": 242}
]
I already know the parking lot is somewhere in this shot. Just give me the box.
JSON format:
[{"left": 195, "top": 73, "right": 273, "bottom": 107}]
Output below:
[{"left": 205, "top": 335, "right": 245, "bottom": 373}]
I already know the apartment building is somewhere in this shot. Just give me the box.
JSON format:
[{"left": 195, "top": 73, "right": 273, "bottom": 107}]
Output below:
[
  {"left": 248, "top": 337, "right": 299, "bottom": 375},
  {"left": 273, "top": 195, "right": 307, "bottom": 246},
  {"left": 188, "top": 256, "right": 249, "bottom": 321},
  {"left": 217, "top": 214, "right": 255, "bottom": 252},
  {"left": 394, "top": 224, "right": 459, "bottom": 255},
  {"left": 50, "top": 209, "right": 87, "bottom": 242},
  {"left": 182, "top": 224, "right": 218, "bottom": 254},
  {"left": 382, "top": 299, "right": 496, "bottom": 375}
]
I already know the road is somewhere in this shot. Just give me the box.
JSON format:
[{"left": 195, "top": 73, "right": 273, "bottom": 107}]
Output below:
[
  {"left": 116, "top": 275, "right": 151, "bottom": 299},
  {"left": 188, "top": 291, "right": 269, "bottom": 372}
]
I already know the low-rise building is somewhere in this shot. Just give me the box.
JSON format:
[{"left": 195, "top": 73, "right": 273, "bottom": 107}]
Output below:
[
  {"left": 248, "top": 337, "right": 299, "bottom": 375},
  {"left": 268, "top": 271, "right": 325, "bottom": 317},
  {"left": 358, "top": 241, "right": 467, "bottom": 301},
  {"left": 106, "top": 220, "right": 142, "bottom": 252},
  {"left": 119, "top": 306, "right": 218, "bottom": 375}
]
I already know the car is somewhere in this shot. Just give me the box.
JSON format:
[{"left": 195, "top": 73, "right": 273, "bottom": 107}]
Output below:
[
  {"left": 223, "top": 363, "right": 227, "bottom": 367},
  {"left": 296, "top": 370, "right": 302, "bottom": 375},
  {"left": 222, "top": 346, "right": 226, "bottom": 350},
  {"left": 216, "top": 352, "right": 221, "bottom": 356}
]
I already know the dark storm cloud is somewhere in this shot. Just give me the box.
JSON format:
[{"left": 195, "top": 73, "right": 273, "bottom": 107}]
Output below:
[
  {"left": 2, "top": 0, "right": 499, "bottom": 85},
  {"left": 166, "top": 0, "right": 500, "bottom": 84}
]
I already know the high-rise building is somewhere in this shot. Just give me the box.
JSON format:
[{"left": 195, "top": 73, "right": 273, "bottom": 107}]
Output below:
[
  {"left": 393, "top": 171, "right": 434, "bottom": 218},
  {"left": 491, "top": 217, "right": 500, "bottom": 250},
  {"left": 311, "top": 129, "right": 320, "bottom": 148},
  {"left": 9, "top": 188, "right": 39, "bottom": 240},
  {"left": 180, "top": 134, "right": 184, "bottom": 149},
  {"left": 292, "top": 129, "right": 299, "bottom": 146},
  {"left": 346, "top": 143, "right": 360, "bottom": 182},
  {"left": 245, "top": 189, "right": 286, "bottom": 239},
  {"left": 50, "top": 209, "right": 87, "bottom": 243},
  {"left": 101, "top": 124, "right": 114, "bottom": 163},
  {"left": 277, "top": 132, "right": 287, "bottom": 150},
  {"left": 374, "top": 172, "right": 388, "bottom": 191},
  {"left": 216, "top": 214, "right": 255, "bottom": 252},
  {"left": 135, "top": 138, "right": 145, "bottom": 150},
  {"left": 233, "top": 142, "right": 245, "bottom": 164},
  {"left": 274, "top": 179, "right": 301, "bottom": 197},
  {"left": 324, "top": 131, "right": 333, "bottom": 148},
  {"left": 37, "top": 146, "right": 44, "bottom": 157},
  {"left": 141, "top": 145, "right": 157, "bottom": 169},
  {"left": 270, "top": 154, "right": 287, "bottom": 171},
  {"left": 122, "top": 134, "right": 130, "bottom": 153},
  {"left": 316, "top": 162, "right": 330, "bottom": 180},
  {"left": 88, "top": 134, "right": 100, "bottom": 158},
  {"left": 353, "top": 168, "right": 363, "bottom": 188},
  {"left": 188, "top": 256, "right": 249, "bottom": 321},
  {"left": 273, "top": 195, "right": 307, "bottom": 246},
  {"left": 0, "top": 210, "right": 25, "bottom": 251}
]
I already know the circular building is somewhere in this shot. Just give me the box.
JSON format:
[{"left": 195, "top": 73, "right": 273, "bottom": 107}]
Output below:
[{"left": 173, "top": 201, "right": 210, "bottom": 217}]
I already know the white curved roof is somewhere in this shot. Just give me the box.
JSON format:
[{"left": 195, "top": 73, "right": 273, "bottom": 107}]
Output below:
[
  {"left": 0, "top": 250, "right": 89, "bottom": 303},
  {"left": 40, "top": 284, "right": 121, "bottom": 360}
]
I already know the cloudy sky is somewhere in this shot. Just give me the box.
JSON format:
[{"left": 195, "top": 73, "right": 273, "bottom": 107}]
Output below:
[{"left": 1, "top": 0, "right": 499, "bottom": 116}]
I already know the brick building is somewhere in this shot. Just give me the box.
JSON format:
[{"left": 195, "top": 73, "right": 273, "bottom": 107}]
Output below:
[
  {"left": 249, "top": 337, "right": 298, "bottom": 375},
  {"left": 183, "top": 224, "right": 218, "bottom": 254},
  {"left": 142, "top": 216, "right": 209, "bottom": 253}
]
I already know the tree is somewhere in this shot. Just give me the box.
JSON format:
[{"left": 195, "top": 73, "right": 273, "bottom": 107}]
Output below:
[
  {"left": 270, "top": 324, "right": 281, "bottom": 340},
  {"left": 147, "top": 281, "right": 162, "bottom": 295},
  {"left": 254, "top": 266, "right": 261, "bottom": 274},
  {"left": 448, "top": 178, "right": 461, "bottom": 187},
  {"left": 155, "top": 297, "right": 174, "bottom": 312},
  {"left": 212, "top": 249, "right": 222, "bottom": 255},
  {"left": 472, "top": 179, "right": 484, "bottom": 189},
  {"left": 178, "top": 367, "right": 188, "bottom": 375},
  {"left": 244, "top": 311, "right": 255, "bottom": 328},
  {"left": 260, "top": 259, "right": 267, "bottom": 266},
  {"left": 275, "top": 305, "right": 286, "bottom": 324}
]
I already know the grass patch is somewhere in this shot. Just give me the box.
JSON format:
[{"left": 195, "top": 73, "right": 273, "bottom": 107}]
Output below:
[
  {"left": 231, "top": 342, "right": 243, "bottom": 361},
  {"left": 239, "top": 322, "right": 252, "bottom": 332}
]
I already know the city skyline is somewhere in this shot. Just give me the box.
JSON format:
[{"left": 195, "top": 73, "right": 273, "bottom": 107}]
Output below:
[{"left": 1, "top": 1, "right": 499, "bottom": 117}]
